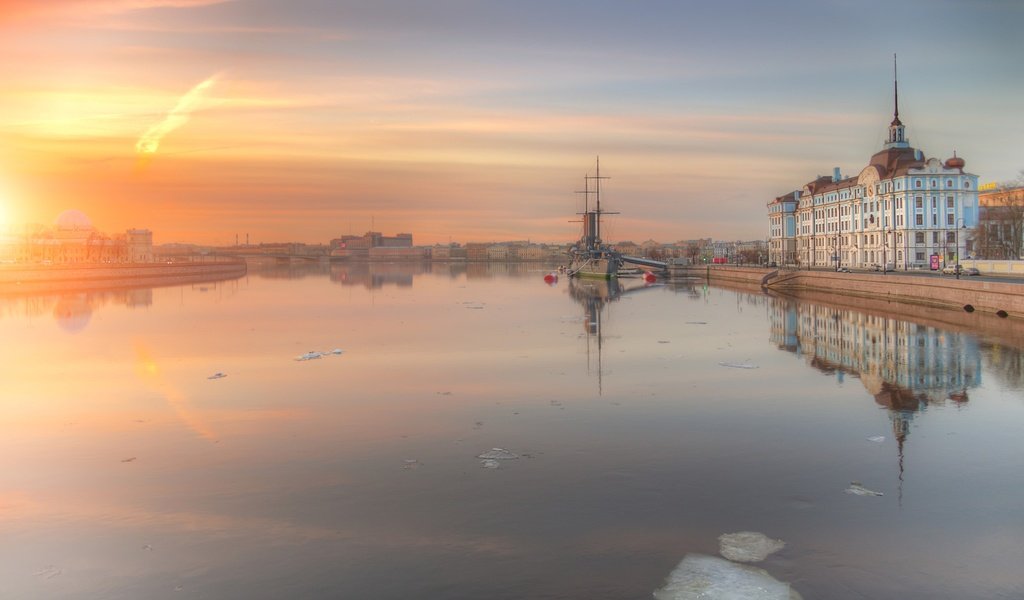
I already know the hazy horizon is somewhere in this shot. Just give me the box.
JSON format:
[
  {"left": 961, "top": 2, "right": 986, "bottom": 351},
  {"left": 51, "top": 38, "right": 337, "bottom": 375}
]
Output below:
[{"left": 2, "top": 0, "right": 1022, "bottom": 245}]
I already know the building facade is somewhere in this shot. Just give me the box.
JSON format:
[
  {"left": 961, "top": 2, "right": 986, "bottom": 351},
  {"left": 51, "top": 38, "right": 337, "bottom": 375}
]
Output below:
[{"left": 770, "top": 78, "right": 979, "bottom": 271}]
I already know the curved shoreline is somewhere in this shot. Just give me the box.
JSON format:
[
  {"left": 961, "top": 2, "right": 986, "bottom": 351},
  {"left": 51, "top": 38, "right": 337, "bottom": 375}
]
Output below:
[
  {"left": 0, "top": 261, "right": 247, "bottom": 294},
  {"left": 671, "top": 265, "right": 1024, "bottom": 319}
]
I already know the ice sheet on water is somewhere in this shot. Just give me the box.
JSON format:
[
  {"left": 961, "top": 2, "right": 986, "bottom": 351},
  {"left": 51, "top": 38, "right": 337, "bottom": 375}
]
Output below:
[
  {"left": 718, "top": 532, "right": 785, "bottom": 563},
  {"left": 35, "top": 565, "right": 62, "bottom": 579},
  {"left": 653, "top": 554, "right": 802, "bottom": 600},
  {"left": 295, "top": 349, "right": 345, "bottom": 361},
  {"left": 480, "top": 459, "right": 501, "bottom": 469},
  {"left": 845, "top": 481, "right": 884, "bottom": 496},
  {"left": 718, "top": 362, "right": 759, "bottom": 369},
  {"left": 866, "top": 436, "right": 885, "bottom": 443},
  {"left": 477, "top": 447, "right": 519, "bottom": 460}
]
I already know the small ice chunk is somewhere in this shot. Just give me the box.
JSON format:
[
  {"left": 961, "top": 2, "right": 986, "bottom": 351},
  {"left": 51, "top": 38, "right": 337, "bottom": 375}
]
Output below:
[
  {"left": 718, "top": 531, "right": 785, "bottom": 563},
  {"left": 480, "top": 459, "right": 501, "bottom": 469},
  {"left": 719, "top": 362, "right": 759, "bottom": 369},
  {"left": 866, "top": 436, "right": 885, "bottom": 443},
  {"left": 402, "top": 459, "right": 423, "bottom": 470},
  {"left": 35, "top": 565, "right": 62, "bottom": 579},
  {"left": 207, "top": 372, "right": 227, "bottom": 380},
  {"left": 295, "top": 351, "right": 323, "bottom": 361},
  {"left": 685, "top": 321, "right": 708, "bottom": 325},
  {"left": 845, "top": 482, "right": 884, "bottom": 496},
  {"left": 121, "top": 457, "right": 137, "bottom": 463},
  {"left": 142, "top": 544, "right": 153, "bottom": 551},
  {"left": 477, "top": 447, "right": 519, "bottom": 460},
  {"left": 653, "top": 554, "right": 802, "bottom": 600},
  {"left": 330, "top": 348, "right": 344, "bottom": 355}
]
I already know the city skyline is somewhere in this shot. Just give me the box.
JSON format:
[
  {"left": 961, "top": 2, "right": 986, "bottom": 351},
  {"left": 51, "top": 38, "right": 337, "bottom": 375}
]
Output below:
[{"left": 2, "top": 0, "right": 1022, "bottom": 245}]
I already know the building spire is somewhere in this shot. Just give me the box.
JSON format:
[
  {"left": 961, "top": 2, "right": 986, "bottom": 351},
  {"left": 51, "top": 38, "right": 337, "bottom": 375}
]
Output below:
[{"left": 884, "top": 53, "right": 908, "bottom": 149}]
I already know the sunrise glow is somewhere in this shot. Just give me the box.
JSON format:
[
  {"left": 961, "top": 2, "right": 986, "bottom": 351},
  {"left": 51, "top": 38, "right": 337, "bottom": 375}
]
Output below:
[{"left": 0, "top": 1, "right": 1020, "bottom": 245}]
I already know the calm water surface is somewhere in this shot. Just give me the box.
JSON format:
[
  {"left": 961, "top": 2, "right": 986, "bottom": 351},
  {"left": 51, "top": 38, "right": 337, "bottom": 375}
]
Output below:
[{"left": 2, "top": 262, "right": 1023, "bottom": 599}]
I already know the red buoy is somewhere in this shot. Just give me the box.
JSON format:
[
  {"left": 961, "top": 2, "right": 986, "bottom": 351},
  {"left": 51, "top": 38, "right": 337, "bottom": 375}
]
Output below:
[
  {"left": 643, "top": 272, "right": 657, "bottom": 283},
  {"left": 544, "top": 273, "right": 558, "bottom": 284}
]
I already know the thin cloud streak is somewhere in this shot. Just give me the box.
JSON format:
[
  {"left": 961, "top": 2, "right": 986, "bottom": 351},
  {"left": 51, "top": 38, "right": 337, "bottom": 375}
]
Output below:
[{"left": 135, "top": 73, "right": 220, "bottom": 157}]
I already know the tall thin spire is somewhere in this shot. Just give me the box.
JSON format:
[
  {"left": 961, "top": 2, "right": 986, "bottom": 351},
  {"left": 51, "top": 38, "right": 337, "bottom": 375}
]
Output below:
[
  {"left": 884, "top": 53, "right": 908, "bottom": 149},
  {"left": 891, "top": 53, "right": 902, "bottom": 126}
]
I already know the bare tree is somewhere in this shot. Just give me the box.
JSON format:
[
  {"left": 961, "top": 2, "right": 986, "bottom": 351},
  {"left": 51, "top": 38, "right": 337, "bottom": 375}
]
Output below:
[{"left": 978, "top": 170, "right": 1024, "bottom": 259}]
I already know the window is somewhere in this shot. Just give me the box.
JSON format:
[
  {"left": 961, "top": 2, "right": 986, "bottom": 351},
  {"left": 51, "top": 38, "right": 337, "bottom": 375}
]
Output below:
[
  {"left": 915, "top": 179, "right": 922, "bottom": 189},
  {"left": 947, "top": 196, "right": 954, "bottom": 208},
  {"left": 946, "top": 179, "right": 953, "bottom": 188},
  {"left": 933, "top": 232, "right": 940, "bottom": 243},
  {"left": 946, "top": 232, "right": 956, "bottom": 243},
  {"left": 916, "top": 252, "right": 925, "bottom": 261},
  {"left": 947, "top": 213, "right": 954, "bottom": 226},
  {"left": 916, "top": 214, "right": 924, "bottom": 226},
  {"left": 965, "top": 181, "right": 971, "bottom": 189},
  {"left": 915, "top": 197, "right": 923, "bottom": 209}
]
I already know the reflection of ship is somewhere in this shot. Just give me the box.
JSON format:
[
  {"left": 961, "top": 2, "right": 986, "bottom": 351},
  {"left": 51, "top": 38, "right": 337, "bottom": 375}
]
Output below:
[
  {"left": 565, "top": 159, "right": 666, "bottom": 280},
  {"left": 568, "top": 276, "right": 654, "bottom": 392}
]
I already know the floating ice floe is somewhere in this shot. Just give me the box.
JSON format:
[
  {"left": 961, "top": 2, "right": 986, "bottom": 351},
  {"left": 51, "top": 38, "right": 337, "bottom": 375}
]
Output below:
[
  {"left": 866, "top": 436, "right": 885, "bottom": 443},
  {"left": 718, "top": 362, "right": 759, "bottom": 369},
  {"left": 480, "top": 459, "right": 501, "bottom": 469},
  {"left": 685, "top": 321, "right": 708, "bottom": 325},
  {"left": 294, "top": 349, "right": 345, "bottom": 362},
  {"left": 653, "top": 554, "right": 802, "bottom": 600},
  {"left": 845, "top": 481, "right": 884, "bottom": 496},
  {"left": 35, "top": 565, "right": 63, "bottom": 579},
  {"left": 121, "top": 457, "right": 137, "bottom": 463},
  {"left": 402, "top": 459, "right": 423, "bottom": 470},
  {"left": 718, "top": 531, "right": 785, "bottom": 563},
  {"left": 207, "top": 372, "right": 227, "bottom": 380},
  {"left": 477, "top": 447, "right": 519, "bottom": 460}
]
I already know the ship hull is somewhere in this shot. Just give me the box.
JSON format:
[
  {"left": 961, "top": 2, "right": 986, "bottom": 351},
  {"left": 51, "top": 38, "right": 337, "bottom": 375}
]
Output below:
[{"left": 569, "top": 255, "right": 621, "bottom": 280}]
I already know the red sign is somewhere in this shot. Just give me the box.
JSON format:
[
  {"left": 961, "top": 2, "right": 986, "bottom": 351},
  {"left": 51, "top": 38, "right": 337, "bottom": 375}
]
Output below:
[{"left": 930, "top": 254, "right": 940, "bottom": 270}]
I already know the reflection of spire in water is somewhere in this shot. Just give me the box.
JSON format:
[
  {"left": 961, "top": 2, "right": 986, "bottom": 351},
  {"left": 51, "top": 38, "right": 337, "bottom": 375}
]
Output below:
[{"left": 765, "top": 294, "right": 984, "bottom": 507}]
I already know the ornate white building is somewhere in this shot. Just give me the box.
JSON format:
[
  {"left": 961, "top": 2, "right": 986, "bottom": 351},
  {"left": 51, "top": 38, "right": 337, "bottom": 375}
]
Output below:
[{"left": 769, "top": 71, "right": 979, "bottom": 270}]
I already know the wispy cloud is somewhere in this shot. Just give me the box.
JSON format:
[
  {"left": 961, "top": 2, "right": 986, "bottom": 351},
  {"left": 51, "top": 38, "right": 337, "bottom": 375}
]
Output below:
[{"left": 136, "top": 73, "right": 220, "bottom": 158}]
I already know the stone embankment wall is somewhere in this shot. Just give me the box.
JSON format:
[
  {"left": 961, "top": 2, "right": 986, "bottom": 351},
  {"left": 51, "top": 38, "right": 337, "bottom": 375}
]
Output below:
[
  {"left": 670, "top": 265, "right": 1024, "bottom": 319},
  {"left": 0, "top": 261, "right": 247, "bottom": 293}
]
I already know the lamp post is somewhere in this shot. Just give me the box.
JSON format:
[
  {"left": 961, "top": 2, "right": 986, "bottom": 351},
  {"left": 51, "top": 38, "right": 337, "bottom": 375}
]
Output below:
[
  {"left": 955, "top": 218, "right": 965, "bottom": 279},
  {"left": 882, "top": 228, "right": 887, "bottom": 275}
]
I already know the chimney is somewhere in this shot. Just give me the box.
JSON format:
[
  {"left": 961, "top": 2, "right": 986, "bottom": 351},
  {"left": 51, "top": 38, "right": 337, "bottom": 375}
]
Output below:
[{"left": 833, "top": 167, "right": 841, "bottom": 182}]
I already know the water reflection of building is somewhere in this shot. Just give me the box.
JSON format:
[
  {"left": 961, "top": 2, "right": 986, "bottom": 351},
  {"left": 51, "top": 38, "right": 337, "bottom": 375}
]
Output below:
[
  {"left": 0, "top": 288, "right": 154, "bottom": 334},
  {"left": 768, "top": 295, "right": 980, "bottom": 500},
  {"left": 769, "top": 298, "right": 981, "bottom": 400}
]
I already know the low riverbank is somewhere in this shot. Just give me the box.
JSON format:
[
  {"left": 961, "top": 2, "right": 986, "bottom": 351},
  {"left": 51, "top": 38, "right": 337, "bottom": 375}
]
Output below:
[
  {"left": 671, "top": 265, "right": 1024, "bottom": 319},
  {"left": 0, "top": 261, "right": 247, "bottom": 294}
]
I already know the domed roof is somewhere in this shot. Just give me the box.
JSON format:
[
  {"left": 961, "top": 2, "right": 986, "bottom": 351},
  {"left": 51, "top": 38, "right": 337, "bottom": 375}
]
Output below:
[
  {"left": 54, "top": 209, "right": 94, "bottom": 231},
  {"left": 944, "top": 153, "right": 966, "bottom": 170}
]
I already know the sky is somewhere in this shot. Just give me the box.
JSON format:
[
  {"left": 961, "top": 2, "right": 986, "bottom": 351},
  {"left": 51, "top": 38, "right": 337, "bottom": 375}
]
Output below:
[{"left": 1, "top": 0, "right": 1022, "bottom": 246}]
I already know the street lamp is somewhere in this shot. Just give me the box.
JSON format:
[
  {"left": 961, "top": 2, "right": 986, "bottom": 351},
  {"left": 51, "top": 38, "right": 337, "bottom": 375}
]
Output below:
[
  {"left": 955, "top": 218, "right": 965, "bottom": 279},
  {"left": 882, "top": 228, "right": 887, "bottom": 275}
]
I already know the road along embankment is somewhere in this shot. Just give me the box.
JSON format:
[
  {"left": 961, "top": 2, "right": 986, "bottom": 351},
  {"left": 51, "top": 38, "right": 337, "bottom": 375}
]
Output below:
[
  {"left": 670, "top": 265, "right": 1024, "bottom": 319},
  {"left": 0, "top": 261, "right": 247, "bottom": 294}
]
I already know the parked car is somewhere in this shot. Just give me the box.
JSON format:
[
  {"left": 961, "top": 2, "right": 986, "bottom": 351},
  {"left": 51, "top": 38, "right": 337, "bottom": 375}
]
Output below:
[
  {"left": 963, "top": 267, "right": 980, "bottom": 276},
  {"left": 941, "top": 264, "right": 961, "bottom": 275},
  {"left": 872, "top": 263, "right": 895, "bottom": 272},
  {"left": 836, "top": 266, "right": 850, "bottom": 272}
]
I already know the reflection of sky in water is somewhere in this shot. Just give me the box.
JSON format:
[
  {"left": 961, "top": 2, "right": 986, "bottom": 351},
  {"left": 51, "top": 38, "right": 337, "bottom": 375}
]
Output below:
[{"left": 1, "top": 264, "right": 1022, "bottom": 599}]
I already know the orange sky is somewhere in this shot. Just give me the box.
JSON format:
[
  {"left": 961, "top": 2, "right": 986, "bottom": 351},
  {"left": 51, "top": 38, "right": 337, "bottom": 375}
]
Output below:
[{"left": 1, "top": 0, "right": 1021, "bottom": 245}]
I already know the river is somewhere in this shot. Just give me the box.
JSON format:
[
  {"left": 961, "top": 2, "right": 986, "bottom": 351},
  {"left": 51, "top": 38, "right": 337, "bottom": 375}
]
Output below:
[{"left": 1, "top": 261, "right": 1022, "bottom": 599}]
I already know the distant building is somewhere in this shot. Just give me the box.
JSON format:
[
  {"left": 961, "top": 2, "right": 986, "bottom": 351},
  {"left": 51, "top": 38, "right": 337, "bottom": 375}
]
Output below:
[
  {"left": 331, "top": 231, "right": 414, "bottom": 259},
  {"left": 769, "top": 68, "right": 978, "bottom": 270},
  {"left": 977, "top": 183, "right": 1024, "bottom": 259},
  {"left": 6, "top": 210, "right": 154, "bottom": 264}
]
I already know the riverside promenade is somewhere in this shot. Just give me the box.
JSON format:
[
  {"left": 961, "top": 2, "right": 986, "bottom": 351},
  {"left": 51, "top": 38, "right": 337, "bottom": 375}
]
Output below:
[
  {"left": 0, "top": 260, "right": 247, "bottom": 294},
  {"left": 672, "top": 264, "right": 1024, "bottom": 320}
]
